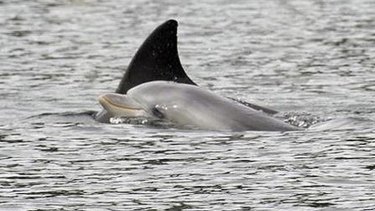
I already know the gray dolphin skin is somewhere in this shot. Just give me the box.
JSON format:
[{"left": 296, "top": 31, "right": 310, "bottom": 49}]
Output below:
[
  {"left": 98, "top": 81, "right": 300, "bottom": 132},
  {"left": 95, "top": 19, "right": 277, "bottom": 123}
]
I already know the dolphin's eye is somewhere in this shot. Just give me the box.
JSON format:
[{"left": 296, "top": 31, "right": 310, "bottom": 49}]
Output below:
[{"left": 151, "top": 107, "right": 165, "bottom": 119}]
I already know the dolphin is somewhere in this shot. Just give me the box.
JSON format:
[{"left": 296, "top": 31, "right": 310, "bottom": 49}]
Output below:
[
  {"left": 95, "top": 19, "right": 276, "bottom": 122},
  {"left": 98, "top": 81, "right": 300, "bottom": 131}
]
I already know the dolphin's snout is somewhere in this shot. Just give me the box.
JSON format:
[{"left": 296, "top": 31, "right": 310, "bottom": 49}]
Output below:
[{"left": 98, "top": 93, "right": 147, "bottom": 118}]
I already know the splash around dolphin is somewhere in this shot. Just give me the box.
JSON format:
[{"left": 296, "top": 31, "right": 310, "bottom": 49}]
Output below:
[{"left": 98, "top": 81, "right": 300, "bottom": 132}]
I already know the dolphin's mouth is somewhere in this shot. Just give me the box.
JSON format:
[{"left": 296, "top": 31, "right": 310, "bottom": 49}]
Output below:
[{"left": 98, "top": 93, "right": 147, "bottom": 117}]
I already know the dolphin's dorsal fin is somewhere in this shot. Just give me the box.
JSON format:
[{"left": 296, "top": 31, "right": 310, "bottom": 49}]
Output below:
[{"left": 116, "top": 19, "right": 196, "bottom": 94}]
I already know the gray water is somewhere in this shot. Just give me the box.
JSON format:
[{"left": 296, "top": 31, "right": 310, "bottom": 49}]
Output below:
[{"left": 1, "top": 0, "right": 374, "bottom": 210}]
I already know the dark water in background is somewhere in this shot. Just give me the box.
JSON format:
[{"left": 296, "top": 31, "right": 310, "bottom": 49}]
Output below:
[{"left": 0, "top": 0, "right": 375, "bottom": 210}]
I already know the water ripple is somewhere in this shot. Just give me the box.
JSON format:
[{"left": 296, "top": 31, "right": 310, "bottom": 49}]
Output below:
[{"left": 1, "top": 0, "right": 375, "bottom": 210}]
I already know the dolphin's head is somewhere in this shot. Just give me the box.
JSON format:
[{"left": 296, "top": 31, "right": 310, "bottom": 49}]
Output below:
[{"left": 98, "top": 81, "right": 201, "bottom": 126}]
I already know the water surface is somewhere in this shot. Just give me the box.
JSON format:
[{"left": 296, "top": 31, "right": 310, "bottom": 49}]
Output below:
[{"left": 0, "top": 0, "right": 374, "bottom": 210}]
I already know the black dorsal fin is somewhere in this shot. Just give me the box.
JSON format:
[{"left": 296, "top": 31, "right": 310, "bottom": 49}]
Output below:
[{"left": 116, "top": 19, "right": 196, "bottom": 94}]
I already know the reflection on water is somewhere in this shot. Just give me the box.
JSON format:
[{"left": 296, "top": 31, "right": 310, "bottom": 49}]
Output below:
[{"left": 1, "top": 0, "right": 375, "bottom": 210}]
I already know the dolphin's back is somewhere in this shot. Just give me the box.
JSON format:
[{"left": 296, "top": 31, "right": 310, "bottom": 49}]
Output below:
[{"left": 128, "top": 81, "right": 299, "bottom": 131}]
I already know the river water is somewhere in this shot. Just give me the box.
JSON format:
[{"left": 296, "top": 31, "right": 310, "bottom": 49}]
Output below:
[{"left": 0, "top": 0, "right": 374, "bottom": 210}]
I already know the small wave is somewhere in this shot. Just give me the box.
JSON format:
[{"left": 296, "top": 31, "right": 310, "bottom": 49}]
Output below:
[
  {"left": 26, "top": 111, "right": 97, "bottom": 120},
  {"left": 309, "top": 117, "right": 373, "bottom": 131},
  {"left": 279, "top": 112, "right": 373, "bottom": 131},
  {"left": 109, "top": 116, "right": 177, "bottom": 129},
  {"left": 278, "top": 112, "right": 323, "bottom": 128},
  {"left": 25, "top": 111, "right": 98, "bottom": 128}
]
